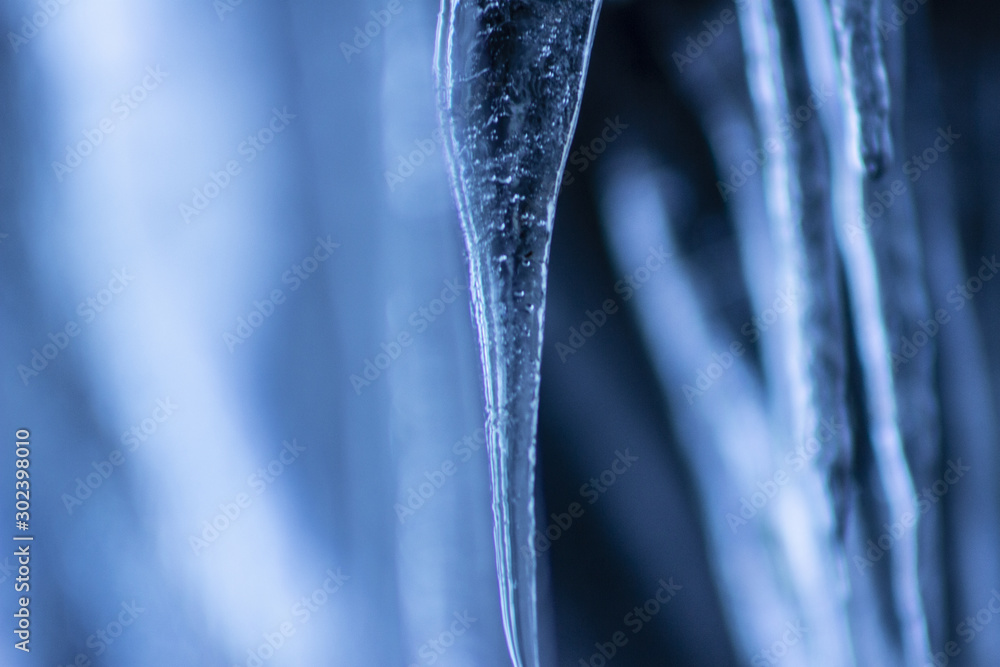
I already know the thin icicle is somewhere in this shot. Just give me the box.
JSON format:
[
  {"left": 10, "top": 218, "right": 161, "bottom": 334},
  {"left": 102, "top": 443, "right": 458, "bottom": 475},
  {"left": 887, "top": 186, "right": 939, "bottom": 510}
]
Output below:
[
  {"left": 871, "top": 20, "right": 946, "bottom": 648},
  {"left": 665, "top": 30, "right": 876, "bottom": 665},
  {"left": 597, "top": 154, "right": 799, "bottom": 663},
  {"left": 796, "top": 0, "right": 932, "bottom": 662},
  {"left": 830, "top": 0, "right": 893, "bottom": 178},
  {"left": 434, "top": 2, "right": 602, "bottom": 666},
  {"left": 737, "top": 2, "right": 859, "bottom": 664},
  {"left": 908, "top": 19, "right": 1000, "bottom": 659},
  {"left": 832, "top": 156, "right": 931, "bottom": 667}
]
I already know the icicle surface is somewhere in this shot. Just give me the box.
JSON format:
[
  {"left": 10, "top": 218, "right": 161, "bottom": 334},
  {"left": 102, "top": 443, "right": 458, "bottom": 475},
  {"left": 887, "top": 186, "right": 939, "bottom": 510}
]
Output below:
[
  {"left": 807, "top": 0, "right": 932, "bottom": 662},
  {"left": 735, "top": 1, "right": 857, "bottom": 663},
  {"left": 831, "top": 0, "right": 893, "bottom": 178},
  {"left": 434, "top": 2, "right": 602, "bottom": 666}
]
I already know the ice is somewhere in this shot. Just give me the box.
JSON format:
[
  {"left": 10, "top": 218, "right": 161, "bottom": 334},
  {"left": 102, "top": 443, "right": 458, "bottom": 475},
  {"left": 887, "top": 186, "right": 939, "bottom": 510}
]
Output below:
[
  {"left": 829, "top": 0, "right": 894, "bottom": 179},
  {"left": 737, "top": 1, "right": 857, "bottom": 660},
  {"left": 793, "top": 0, "right": 931, "bottom": 662},
  {"left": 7, "top": 0, "right": 995, "bottom": 664},
  {"left": 434, "top": 1, "right": 603, "bottom": 666}
]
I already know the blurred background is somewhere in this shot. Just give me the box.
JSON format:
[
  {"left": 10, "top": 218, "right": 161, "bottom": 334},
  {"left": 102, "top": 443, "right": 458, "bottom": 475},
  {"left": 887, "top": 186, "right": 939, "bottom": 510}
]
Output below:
[{"left": 1, "top": 0, "right": 998, "bottom": 665}]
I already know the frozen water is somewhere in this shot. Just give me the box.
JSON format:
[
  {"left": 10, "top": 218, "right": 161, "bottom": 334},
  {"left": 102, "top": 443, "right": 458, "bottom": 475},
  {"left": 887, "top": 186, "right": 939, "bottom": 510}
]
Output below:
[
  {"left": 830, "top": 0, "right": 894, "bottom": 178},
  {"left": 435, "top": 1, "right": 602, "bottom": 666}
]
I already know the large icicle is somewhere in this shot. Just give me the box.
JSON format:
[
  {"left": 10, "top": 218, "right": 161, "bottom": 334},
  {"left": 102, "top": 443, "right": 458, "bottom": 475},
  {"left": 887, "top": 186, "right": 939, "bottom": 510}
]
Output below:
[{"left": 434, "top": 2, "right": 602, "bottom": 666}]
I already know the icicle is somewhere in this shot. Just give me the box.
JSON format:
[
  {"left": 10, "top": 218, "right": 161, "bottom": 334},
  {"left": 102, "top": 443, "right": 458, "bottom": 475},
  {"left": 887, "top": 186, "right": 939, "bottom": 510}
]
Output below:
[
  {"left": 434, "top": 2, "right": 602, "bottom": 666},
  {"left": 795, "top": 0, "right": 932, "bottom": 662},
  {"left": 672, "top": 29, "right": 880, "bottom": 666},
  {"left": 907, "top": 15, "right": 1000, "bottom": 660},
  {"left": 920, "top": 166, "right": 1000, "bottom": 665},
  {"left": 871, "top": 19, "right": 946, "bottom": 649},
  {"left": 597, "top": 153, "right": 798, "bottom": 663},
  {"left": 733, "top": 0, "right": 857, "bottom": 663},
  {"left": 830, "top": 0, "right": 893, "bottom": 179}
]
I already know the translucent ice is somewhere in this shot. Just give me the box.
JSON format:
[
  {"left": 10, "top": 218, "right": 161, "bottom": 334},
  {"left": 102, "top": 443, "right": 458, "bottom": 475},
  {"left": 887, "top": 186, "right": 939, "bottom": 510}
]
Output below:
[
  {"left": 829, "top": 0, "right": 894, "bottom": 178},
  {"left": 434, "top": 1, "right": 602, "bottom": 666}
]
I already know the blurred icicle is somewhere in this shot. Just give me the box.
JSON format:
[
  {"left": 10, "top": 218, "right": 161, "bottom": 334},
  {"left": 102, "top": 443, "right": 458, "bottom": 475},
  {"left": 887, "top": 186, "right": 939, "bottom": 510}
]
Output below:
[
  {"left": 736, "top": 0, "right": 858, "bottom": 663},
  {"left": 667, "top": 33, "right": 901, "bottom": 664},
  {"left": 598, "top": 151, "right": 848, "bottom": 665},
  {"left": 660, "top": 30, "right": 789, "bottom": 440},
  {"left": 907, "top": 16, "right": 1000, "bottom": 660},
  {"left": 872, "top": 19, "right": 946, "bottom": 649},
  {"left": 795, "top": 0, "right": 932, "bottom": 662},
  {"left": 919, "top": 168, "right": 1000, "bottom": 664},
  {"left": 597, "top": 154, "right": 795, "bottom": 662},
  {"left": 379, "top": 3, "right": 509, "bottom": 663},
  {"left": 434, "top": 2, "right": 602, "bottom": 665}
]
